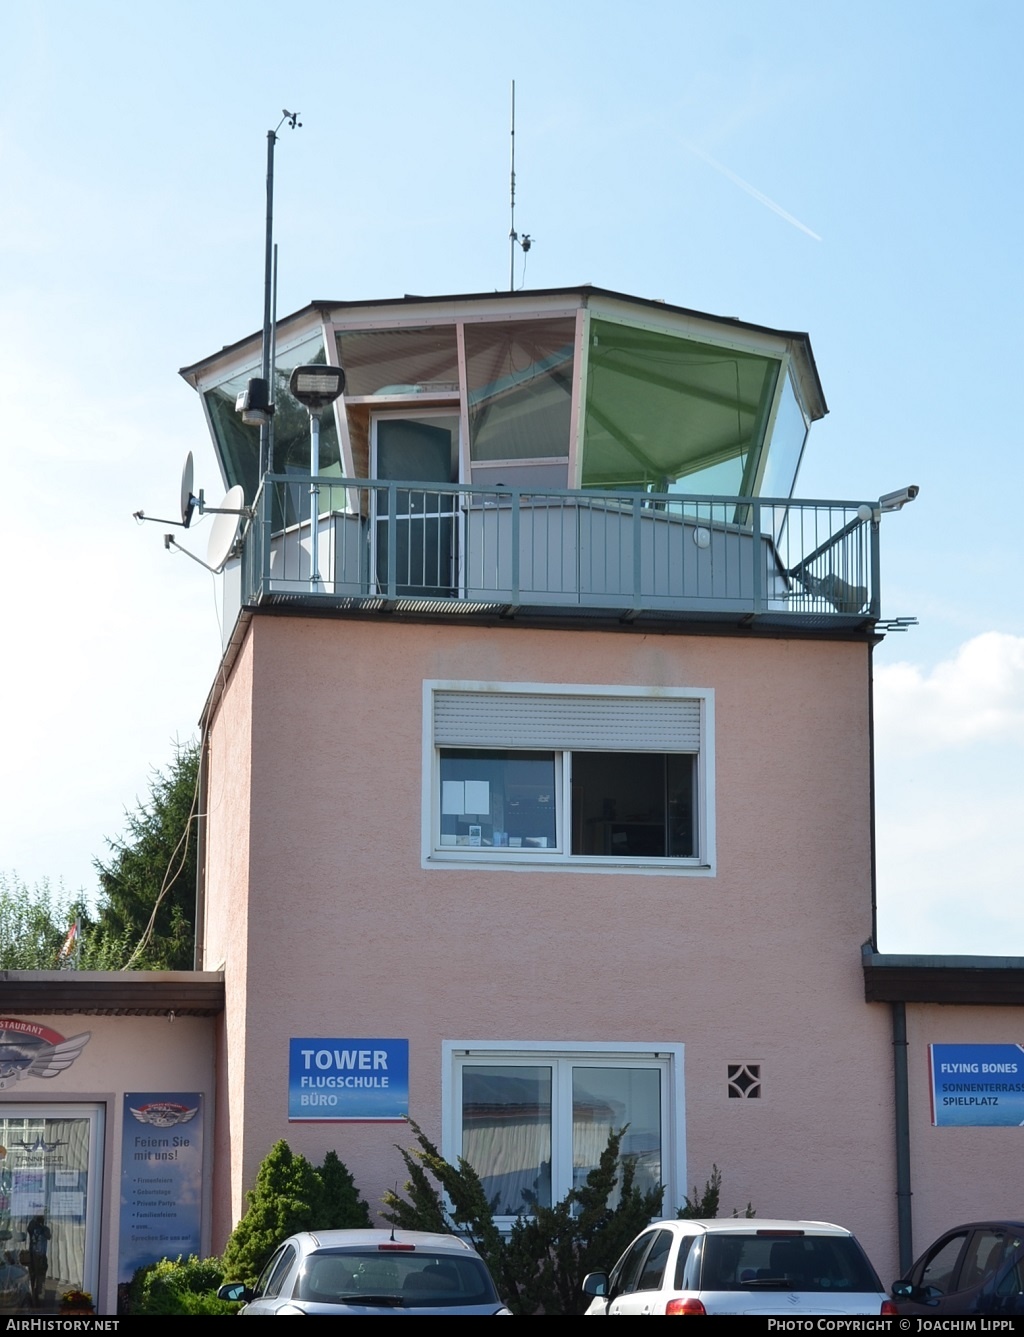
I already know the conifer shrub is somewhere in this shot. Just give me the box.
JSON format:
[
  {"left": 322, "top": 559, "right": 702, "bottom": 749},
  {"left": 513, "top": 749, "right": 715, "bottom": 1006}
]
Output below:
[
  {"left": 317, "top": 1148, "right": 372, "bottom": 1230},
  {"left": 678, "top": 1163, "right": 756, "bottom": 1219},
  {"left": 221, "top": 1140, "right": 371, "bottom": 1288},
  {"left": 382, "top": 1121, "right": 664, "bottom": 1315}
]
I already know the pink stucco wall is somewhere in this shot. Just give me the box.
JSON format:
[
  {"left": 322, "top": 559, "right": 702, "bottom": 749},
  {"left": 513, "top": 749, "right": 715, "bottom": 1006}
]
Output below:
[
  {"left": 901, "top": 1005, "right": 1024, "bottom": 1274},
  {"left": 203, "top": 615, "right": 897, "bottom": 1276},
  {"left": 202, "top": 631, "right": 253, "bottom": 1252}
]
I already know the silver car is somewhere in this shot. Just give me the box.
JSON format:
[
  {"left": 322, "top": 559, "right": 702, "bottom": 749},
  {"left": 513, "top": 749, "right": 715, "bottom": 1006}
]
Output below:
[
  {"left": 583, "top": 1218, "right": 896, "bottom": 1316},
  {"left": 218, "top": 1228, "right": 511, "bottom": 1315}
]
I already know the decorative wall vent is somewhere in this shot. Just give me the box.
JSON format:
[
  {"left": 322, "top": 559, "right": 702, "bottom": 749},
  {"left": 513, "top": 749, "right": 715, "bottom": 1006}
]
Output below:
[{"left": 727, "top": 1063, "right": 762, "bottom": 1099}]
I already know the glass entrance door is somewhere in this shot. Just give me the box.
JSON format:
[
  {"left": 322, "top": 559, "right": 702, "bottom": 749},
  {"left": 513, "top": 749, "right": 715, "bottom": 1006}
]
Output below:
[
  {"left": 373, "top": 412, "right": 460, "bottom": 597},
  {"left": 0, "top": 1105, "right": 103, "bottom": 1313}
]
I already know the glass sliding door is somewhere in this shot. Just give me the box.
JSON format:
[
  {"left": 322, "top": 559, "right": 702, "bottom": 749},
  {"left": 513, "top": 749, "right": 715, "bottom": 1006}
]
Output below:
[
  {"left": 460, "top": 1065, "right": 552, "bottom": 1214},
  {"left": 453, "top": 1049, "right": 674, "bottom": 1220},
  {"left": 0, "top": 1105, "right": 103, "bottom": 1313},
  {"left": 373, "top": 413, "right": 460, "bottom": 598}
]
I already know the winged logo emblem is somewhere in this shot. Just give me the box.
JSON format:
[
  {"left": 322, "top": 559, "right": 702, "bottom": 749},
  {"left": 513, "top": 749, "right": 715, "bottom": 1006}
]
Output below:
[
  {"left": 0, "top": 1022, "right": 91, "bottom": 1090},
  {"left": 129, "top": 1102, "right": 199, "bottom": 1128}
]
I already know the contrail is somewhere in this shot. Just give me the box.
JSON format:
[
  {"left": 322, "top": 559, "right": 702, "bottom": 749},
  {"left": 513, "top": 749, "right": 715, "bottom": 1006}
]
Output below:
[{"left": 688, "top": 143, "right": 822, "bottom": 242}]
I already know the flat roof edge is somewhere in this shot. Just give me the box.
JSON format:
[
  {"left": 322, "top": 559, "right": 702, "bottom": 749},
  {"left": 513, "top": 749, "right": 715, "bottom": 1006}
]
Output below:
[
  {"left": 862, "top": 945, "right": 1024, "bottom": 1005},
  {"left": 0, "top": 970, "right": 225, "bottom": 1017}
]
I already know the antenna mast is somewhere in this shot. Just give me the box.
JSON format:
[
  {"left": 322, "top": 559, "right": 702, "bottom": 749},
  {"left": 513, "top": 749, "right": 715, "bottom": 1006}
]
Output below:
[
  {"left": 508, "top": 81, "right": 532, "bottom": 290},
  {"left": 259, "top": 110, "right": 302, "bottom": 478},
  {"left": 509, "top": 80, "right": 516, "bottom": 292}
]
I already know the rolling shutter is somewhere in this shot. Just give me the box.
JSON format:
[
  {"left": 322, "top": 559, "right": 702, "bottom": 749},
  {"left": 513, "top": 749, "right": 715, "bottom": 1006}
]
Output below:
[{"left": 433, "top": 690, "right": 701, "bottom": 751}]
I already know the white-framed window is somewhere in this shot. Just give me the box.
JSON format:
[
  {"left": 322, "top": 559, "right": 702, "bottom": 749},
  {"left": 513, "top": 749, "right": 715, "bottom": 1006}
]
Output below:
[
  {"left": 422, "top": 682, "right": 714, "bottom": 874},
  {"left": 442, "top": 1041, "right": 684, "bottom": 1220}
]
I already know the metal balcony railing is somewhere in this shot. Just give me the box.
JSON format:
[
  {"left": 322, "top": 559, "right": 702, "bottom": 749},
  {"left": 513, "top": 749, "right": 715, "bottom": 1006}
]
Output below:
[{"left": 234, "top": 477, "right": 880, "bottom": 629}]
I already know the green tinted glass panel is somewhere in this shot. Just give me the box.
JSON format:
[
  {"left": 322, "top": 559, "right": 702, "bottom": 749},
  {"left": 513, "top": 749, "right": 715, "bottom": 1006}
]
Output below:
[
  {"left": 465, "top": 319, "right": 575, "bottom": 462},
  {"left": 759, "top": 368, "right": 808, "bottom": 501},
  {"left": 203, "top": 334, "right": 342, "bottom": 517},
  {"left": 582, "top": 318, "right": 780, "bottom": 494}
]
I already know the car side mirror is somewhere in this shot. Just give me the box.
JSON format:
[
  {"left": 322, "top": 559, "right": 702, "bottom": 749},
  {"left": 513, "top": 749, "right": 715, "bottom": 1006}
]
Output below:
[
  {"left": 582, "top": 1271, "right": 609, "bottom": 1298},
  {"left": 892, "top": 1279, "right": 941, "bottom": 1306},
  {"left": 217, "top": 1283, "right": 253, "bottom": 1303}
]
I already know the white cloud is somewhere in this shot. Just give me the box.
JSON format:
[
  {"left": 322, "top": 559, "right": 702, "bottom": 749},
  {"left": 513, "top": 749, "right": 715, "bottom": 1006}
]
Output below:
[
  {"left": 874, "top": 633, "right": 1024, "bottom": 955},
  {"left": 874, "top": 632, "right": 1024, "bottom": 750}
]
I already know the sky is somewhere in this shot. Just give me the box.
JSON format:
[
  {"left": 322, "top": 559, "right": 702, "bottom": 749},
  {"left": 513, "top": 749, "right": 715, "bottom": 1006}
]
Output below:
[{"left": 1, "top": 0, "right": 1022, "bottom": 956}]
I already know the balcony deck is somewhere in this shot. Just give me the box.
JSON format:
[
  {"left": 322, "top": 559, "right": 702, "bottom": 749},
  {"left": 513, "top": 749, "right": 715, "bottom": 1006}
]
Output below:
[{"left": 225, "top": 477, "right": 880, "bottom": 639}]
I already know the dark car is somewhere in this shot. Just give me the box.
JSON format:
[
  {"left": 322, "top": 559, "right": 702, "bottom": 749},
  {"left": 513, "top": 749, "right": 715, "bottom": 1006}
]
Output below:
[{"left": 891, "top": 1221, "right": 1024, "bottom": 1315}]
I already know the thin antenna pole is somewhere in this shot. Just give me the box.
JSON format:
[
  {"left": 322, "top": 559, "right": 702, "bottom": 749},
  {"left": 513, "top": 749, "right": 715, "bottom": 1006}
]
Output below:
[
  {"left": 509, "top": 80, "right": 516, "bottom": 292},
  {"left": 269, "top": 242, "right": 278, "bottom": 471},
  {"left": 259, "top": 111, "right": 301, "bottom": 479},
  {"left": 260, "top": 128, "right": 276, "bottom": 478}
]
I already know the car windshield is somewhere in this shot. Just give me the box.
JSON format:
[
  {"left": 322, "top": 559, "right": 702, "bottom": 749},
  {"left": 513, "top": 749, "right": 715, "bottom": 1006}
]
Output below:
[
  {"left": 296, "top": 1249, "right": 498, "bottom": 1307},
  {"left": 700, "top": 1234, "right": 881, "bottom": 1293}
]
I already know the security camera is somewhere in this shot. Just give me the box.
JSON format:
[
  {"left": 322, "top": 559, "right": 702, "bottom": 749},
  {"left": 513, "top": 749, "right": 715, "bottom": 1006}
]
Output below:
[{"left": 879, "top": 485, "right": 920, "bottom": 513}]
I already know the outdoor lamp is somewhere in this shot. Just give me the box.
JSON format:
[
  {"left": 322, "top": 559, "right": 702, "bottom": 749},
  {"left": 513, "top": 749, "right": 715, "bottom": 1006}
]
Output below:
[
  {"left": 289, "top": 364, "right": 346, "bottom": 412},
  {"left": 288, "top": 363, "right": 346, "bottom": 592}
]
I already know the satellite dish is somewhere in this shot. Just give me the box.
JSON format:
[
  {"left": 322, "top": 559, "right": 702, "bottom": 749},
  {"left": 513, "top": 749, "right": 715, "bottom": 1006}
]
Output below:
[
  {"left": 206, "top": 486, "right": 245, "bottom": 572},
  {"left": 180, "top": 452, "right": 197, "bottom": 528}
]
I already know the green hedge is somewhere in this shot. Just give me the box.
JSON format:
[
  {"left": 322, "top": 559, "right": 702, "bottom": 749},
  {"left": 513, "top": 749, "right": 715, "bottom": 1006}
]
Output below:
[{"left": 127, "top": 1256, "right": 236, "bottom": 1315}]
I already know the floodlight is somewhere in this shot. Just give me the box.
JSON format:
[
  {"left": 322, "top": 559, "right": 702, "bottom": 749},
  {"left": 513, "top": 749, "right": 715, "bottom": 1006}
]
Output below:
[{"left": 289, "top": 364, "right": 346, "bottom": 413}]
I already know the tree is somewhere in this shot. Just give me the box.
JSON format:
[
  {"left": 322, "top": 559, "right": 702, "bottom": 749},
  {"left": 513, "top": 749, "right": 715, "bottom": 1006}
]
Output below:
[
  {"left": 0, "top": 874, "right": 88, "bottom": 969},
  {"left": 82, "top": 740, "right": 200, "bottom": 971}
]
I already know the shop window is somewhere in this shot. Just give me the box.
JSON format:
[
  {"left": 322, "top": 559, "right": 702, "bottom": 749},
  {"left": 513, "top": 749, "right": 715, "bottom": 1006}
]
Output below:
[{"left": 0, "top": 1106, "right": 103, "bottom": 1314}]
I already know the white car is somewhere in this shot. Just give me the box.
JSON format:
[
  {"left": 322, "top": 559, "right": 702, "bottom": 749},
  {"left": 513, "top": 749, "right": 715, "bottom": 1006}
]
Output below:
[{"left": 583, "top": 1218, "right": 896, "bottom": 1316}]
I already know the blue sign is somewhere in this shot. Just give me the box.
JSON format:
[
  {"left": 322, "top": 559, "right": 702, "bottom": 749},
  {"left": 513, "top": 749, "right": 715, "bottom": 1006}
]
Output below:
[
  {"left": 930, "top": 1044, "right": 1024, "bottom": 1126},
  {"left": 119, "top": 1093, "right": 203, "bottom": 1282},
  {"left": 289, "top": 1038, "right": 409, "bottom": 1121}
]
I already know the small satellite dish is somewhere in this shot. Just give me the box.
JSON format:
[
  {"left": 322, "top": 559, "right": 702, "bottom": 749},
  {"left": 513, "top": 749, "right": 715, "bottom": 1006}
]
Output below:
[
  {"left": 180, "top": 452, "right": 197, "bottom": 529},
  {"left": 134, "top": 449, "right": 204, "bottom": 529},
  {"left": 206, "top": 486, "right": 245, "bottom": 572}
]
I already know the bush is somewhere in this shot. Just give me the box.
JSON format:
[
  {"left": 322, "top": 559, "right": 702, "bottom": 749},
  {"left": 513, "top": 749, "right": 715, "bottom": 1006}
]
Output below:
[
  {"left": 127, "top": 1255, "right": 235, "bottom": 1315},
  {"left": 383, "top": 1121, "right": 663, "bottom": 1315}
]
